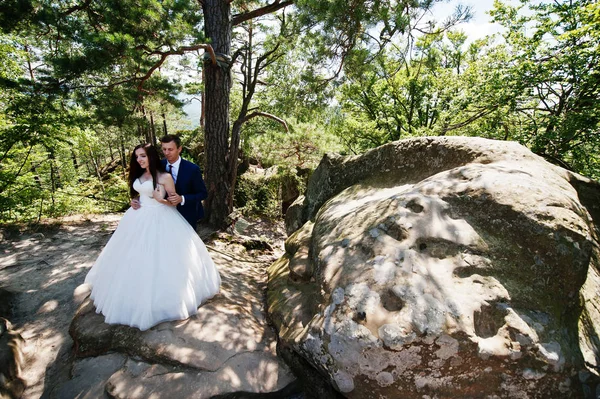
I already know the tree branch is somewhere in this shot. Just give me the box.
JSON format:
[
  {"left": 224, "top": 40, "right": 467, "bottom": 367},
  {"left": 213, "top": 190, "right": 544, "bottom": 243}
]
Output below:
[
  {"left": 255, "top": 43, "right": 282, "bottom": 73},
  {"left": 242, "top": 111, "right": 289, "bottom": 131},
  {"left": 60, "top": 191, "right": 129, "bottom": 206},
  {"left": 535, "top": 151, "right": 573, "bottom": 171},
  {"left": 232, "top": 0, "right": 294, "bottom": 26},
  {"left": 0, "top": 144, "right": 34, "bottom": 194},
  {"left": 61, "top": 0, "right": 93, "bottom": 16},
  {"left": 229, "top": 47, "right": 246, "bottom": 71},
  {"left": 0, "top": 139, "right": 18, "bottom": 165},
  {"left": 137, "top": 44, "right": 216, "bottom": 91},
  {"left": 441, "top": 108, "right": 495, "bottom": 134}
]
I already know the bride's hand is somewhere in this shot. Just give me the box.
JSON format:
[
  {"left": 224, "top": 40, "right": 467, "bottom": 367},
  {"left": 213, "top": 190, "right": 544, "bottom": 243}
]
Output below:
[{"left": 153, "top": 184, "right": 167, "bottom": 202}]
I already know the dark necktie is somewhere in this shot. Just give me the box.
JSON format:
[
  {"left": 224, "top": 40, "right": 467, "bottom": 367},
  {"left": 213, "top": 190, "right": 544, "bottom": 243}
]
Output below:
[{"left": 167, "top": 164, "right": 174, "bottom": 181}]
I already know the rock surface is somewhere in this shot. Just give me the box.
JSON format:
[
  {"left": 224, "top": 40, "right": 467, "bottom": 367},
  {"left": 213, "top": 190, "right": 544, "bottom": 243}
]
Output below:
[
  {"left": 270, "top": 136, "right": 600, "bottom": 398},
  {"left": 0, "top": 215, "right": 298, "bottom": 398},
  {"left": 0, "top": 217, "right": 116, "bottom": 399},
  {"left": 0, "top": 316, "right": 25, "bottom": 399},
  {"left": 69, "top": 247, "right": 295, "bottom": 398}
]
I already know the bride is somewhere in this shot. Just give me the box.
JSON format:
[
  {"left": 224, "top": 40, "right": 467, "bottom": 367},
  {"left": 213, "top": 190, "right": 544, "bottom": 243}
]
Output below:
[{"left": 84, "top": 143, "right": 221, "bottom": 331}]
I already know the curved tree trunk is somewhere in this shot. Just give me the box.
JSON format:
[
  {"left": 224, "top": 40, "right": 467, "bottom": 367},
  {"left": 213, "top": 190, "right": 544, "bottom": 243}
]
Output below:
[{"left": 202, "top": 0, "right": 232, "bottom": 228}]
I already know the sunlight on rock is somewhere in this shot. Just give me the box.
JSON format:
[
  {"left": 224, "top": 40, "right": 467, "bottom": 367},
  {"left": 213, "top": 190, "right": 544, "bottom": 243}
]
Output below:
[
  {"left": 37, "top": 300, "right": 59, "bottom": 314},
  {"left": 222, "top": 366, "right": 242, "bottom": 387},
  {"left": 250, "top": 360, "right": 279, "bottom": 389},
  {"left": 0, "top": 253, "right": 18, "bottom": 267},
  {"left": 18, "top": 325, "right": 66, "bottom": 398},
  {"left": 245, "top": 339, "right": 257, "bottom": 351},
  {"left": 132, "top": 385, "right": 145, "bottom": 397},
  {"left": 42, "top": 270, "right": 78, "bottom": 289},
  {"left": 326, "top": 186, "right": 411, "bottom": 220},
  {"left": 50, "top": 267, "right": 66, "bottom": 276},
  {"left": 73, "top": 284, "right": 92, "bottom": 305},
  {"left": 75, "top": 261, "right": 94, "bottom": 269},
  {"left": 165, "top": 346, "right": 205, "bottom": 364},
  {"left": 14, "top": 240, "right": 35, "bottom": 249}
]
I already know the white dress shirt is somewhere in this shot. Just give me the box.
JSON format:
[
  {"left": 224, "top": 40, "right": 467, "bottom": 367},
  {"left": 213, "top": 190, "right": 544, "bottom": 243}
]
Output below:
[{"left": 167, "top": 157, "right": 185, "bottom": 205}]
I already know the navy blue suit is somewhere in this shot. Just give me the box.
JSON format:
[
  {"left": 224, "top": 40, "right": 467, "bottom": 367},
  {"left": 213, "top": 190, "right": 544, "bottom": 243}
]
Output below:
[{"left": 162, "top": 158, "right": 208, "bottom": 230}]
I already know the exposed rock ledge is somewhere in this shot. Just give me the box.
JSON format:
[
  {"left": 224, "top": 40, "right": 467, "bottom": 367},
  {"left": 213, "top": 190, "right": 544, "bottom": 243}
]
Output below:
[
  {"left": 66, "top": 235, "right": 297, "bottom": 398},
  {"left": 0, "top": 217, "right": 299, "bottom": 398}
]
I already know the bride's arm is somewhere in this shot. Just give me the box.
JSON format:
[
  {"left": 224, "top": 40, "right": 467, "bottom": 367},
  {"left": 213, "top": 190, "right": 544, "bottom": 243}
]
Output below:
[{"left": 155, "top": 173, "right": 177, "bottom": 205}]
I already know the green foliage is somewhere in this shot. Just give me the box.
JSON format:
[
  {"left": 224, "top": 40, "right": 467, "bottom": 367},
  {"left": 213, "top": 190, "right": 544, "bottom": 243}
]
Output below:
[
  {"left": 487, "top": 0, "right": 600, "bottom": 177},
  {"left": 234, "top": 171, "right": 281, "bottom": 218},
  {"left": 234, "top": 166, "right": 306, "bottom": 218},
  {"left": 332, "top": 34, "right": 463, "bottom": 152},
  {"left": 331, "top": 0, "right": 600, "bottom": 179},
  {"left": 2, "top": 0, "right": 599, "bottom": 225},
  {"left": 0, "top": 138, "right": 129, "bottom": 222},
  {"left": 232, "top": 114, "right": 340, "bottom": 218},
  {"left": 294, "top": 0, "right": 472, "bottom": 83},
  {"left": 244, "top": 117, "right": 342, "bottom": 169},
  {"left": 0, "top": 32, "right": 133, "bottom": 222}
]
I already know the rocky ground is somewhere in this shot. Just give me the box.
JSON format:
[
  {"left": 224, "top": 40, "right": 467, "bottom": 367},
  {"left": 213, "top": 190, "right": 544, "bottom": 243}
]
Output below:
[{"left": 0, "top": 214, "right": 301, "bottom": 399}]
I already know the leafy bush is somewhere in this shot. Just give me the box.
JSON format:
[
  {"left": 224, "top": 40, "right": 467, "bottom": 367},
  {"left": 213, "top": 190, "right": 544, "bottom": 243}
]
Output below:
[{"left": 234, "top": 166, "right": 306, "bottom": 218}]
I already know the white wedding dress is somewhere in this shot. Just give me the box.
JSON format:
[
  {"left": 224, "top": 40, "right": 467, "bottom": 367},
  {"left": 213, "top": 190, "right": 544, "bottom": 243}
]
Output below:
[{"left": 84, "top": 178, "right": 221, "bottom": 331}]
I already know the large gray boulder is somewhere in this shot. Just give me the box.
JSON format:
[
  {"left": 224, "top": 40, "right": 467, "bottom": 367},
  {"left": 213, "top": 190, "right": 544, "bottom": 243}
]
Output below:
[{"left": 270, "top": 136, "right": 600, "bottom": 398}]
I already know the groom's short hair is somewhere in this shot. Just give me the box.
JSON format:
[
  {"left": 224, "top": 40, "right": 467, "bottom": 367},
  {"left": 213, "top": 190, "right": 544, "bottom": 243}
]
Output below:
[{"left": 160, "top": 134, "right": 182, "bottom": 148}]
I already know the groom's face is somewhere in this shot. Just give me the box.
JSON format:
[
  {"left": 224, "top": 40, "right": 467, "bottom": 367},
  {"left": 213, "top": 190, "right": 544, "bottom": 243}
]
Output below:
[{"left": 162, "top": 141, "right": 182, "bottom": 164}]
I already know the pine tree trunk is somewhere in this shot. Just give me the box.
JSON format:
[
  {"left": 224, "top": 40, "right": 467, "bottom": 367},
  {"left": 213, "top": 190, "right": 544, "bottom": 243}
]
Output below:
[
  {"left": 137, "top": 122, "right": 144, "bottom": 143},
  {"left": 109, "top": 141, "right": 114, "bottom": 161},
  {"left": 119, "top": 130, "right": 127, "bottom": 176},
  {"left": 227, "top": 119, "right": 243, "bottom": 211},
  {"left": 50, "top": 159, "right": 56, "bottom": 210},
  {"left": 162, "top": 111, "right": 168, "bottom": 136},
  {"left": 227, "top": 21, "right": 253, "bottom": 211},
  {"left": 202, "top": 0, "right": 232, "bottom": 228},
  {"left": 150, "top": 111, "right": 157, "bottom": 145},
  {"left": 141, "top": 106, "right": 151, "bottom": 143},
  {"left": 89, "top": 148, "right": 106, "bottom": 199},
  {"left": 200, "top": 68, "right": 206, "bottom": 129}
]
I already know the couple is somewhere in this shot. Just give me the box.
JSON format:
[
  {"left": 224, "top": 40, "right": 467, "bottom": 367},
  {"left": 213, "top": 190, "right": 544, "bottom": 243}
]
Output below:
[{"left": 84, "top": 135, "right": 221, "bottom": 331}]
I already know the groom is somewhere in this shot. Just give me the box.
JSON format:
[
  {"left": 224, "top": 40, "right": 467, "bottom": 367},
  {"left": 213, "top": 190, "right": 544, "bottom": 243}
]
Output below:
[{"left": 159, "top": 135, "right": 208, "bottom": 230}]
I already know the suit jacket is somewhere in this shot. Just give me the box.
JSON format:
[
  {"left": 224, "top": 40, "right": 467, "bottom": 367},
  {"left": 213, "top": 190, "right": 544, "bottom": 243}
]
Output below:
[{"left": 162, "top": 158, "right": 208, "bottom": 228}]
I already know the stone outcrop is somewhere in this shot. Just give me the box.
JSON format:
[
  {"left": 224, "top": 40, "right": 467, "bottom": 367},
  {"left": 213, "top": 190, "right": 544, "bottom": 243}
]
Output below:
[
  {"left": 0, "top": 288, "right": 14, "bottom": 318},
  {"left": 270, "top": 136, "right": 600, "bottom": 398},
  {"left": 69, "top": 244, "right": 296, "bottom": 398},
  {"left": 0, "top": 217, "right": 125, "bottom": 399},
  {"left": 571, "top": 177, "right": 600, "bottom": 396},
  {"left": 0, "top": 216, "right": 299, "bottom": 398},
  {"left": 0, "top": 317, "right": 25, "bottom": 399},
  {"left": 0, "top": 288, "right": 25, "bottom": 399}
]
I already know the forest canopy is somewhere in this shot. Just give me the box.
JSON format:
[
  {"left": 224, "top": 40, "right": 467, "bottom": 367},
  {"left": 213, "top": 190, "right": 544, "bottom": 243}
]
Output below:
[{"left": 0, "top": 0, "right": 598, "bottom": 223}]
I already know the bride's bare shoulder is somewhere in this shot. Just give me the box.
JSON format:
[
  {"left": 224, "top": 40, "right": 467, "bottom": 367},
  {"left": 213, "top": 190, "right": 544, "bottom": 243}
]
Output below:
[{"left": 157, "top": 172, "right": 174, "bottom": 184}]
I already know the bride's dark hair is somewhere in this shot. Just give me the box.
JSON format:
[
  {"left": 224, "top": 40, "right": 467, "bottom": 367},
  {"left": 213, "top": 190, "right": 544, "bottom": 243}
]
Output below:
[{"left": 128, "top": 143, "right": 165, "bottom": 198}]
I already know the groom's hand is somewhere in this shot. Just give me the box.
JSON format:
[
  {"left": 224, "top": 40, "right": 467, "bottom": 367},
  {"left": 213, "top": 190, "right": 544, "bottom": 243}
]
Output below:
[
  {"left": 167, "top": 194, "right": 183, "bottom": 205},
  {"left": 131, "top": 198, "right": 141, "bottom": 210}
]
